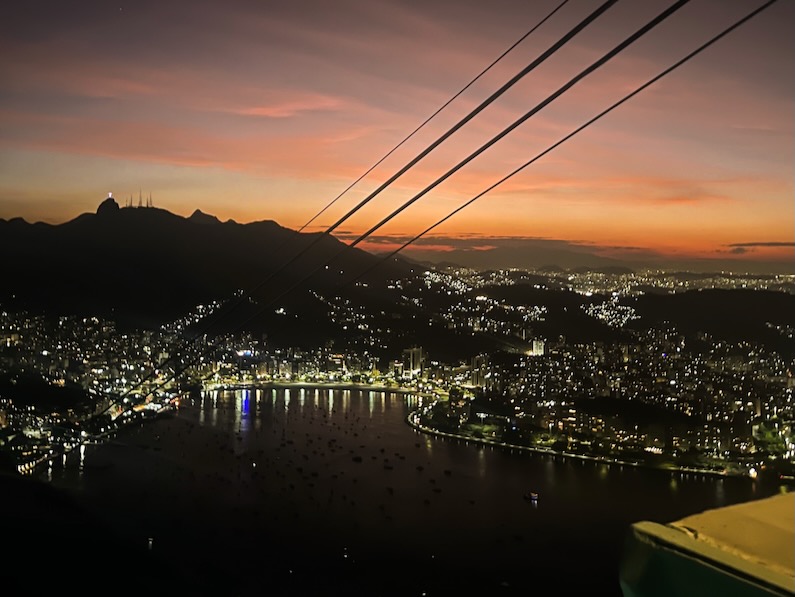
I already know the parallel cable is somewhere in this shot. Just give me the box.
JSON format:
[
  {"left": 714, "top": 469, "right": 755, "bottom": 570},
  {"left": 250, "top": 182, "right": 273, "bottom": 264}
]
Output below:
[
  {"left": 272, "top": 0, "right": 690, "bottom": 303},
  {"left": 323, "top": 0, "right": 618, "bottom": 237},
  {"left": 349, "top": 0, "right": 781, "bottom": 284},
  {"left": 296, "top": 0, "right": 571, "bottom": 234},
  {"left": 342, "top": 0, "right": 690, "bottom": 251}
]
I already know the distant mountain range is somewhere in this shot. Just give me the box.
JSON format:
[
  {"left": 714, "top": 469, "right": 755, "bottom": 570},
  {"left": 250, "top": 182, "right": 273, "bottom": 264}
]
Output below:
[
  {"left": 0, "top": 197, "right": 414, "bottom": 329},
  {"left": 398, "top": 238, "right": 794, "bottom": 275},
  {"left": 404, "top": 241, "right": 630, "bottom": 272}
]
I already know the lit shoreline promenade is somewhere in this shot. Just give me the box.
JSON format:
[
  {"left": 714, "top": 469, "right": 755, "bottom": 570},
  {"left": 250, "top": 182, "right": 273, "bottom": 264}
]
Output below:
[{"left": 404, "top": 410, "right": 758, "bottom": 481}]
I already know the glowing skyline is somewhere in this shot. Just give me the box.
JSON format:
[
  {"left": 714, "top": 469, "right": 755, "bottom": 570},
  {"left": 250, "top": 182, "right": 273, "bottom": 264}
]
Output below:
[{"left": 1, "top": 0, "right": 792, "bottom": 270}]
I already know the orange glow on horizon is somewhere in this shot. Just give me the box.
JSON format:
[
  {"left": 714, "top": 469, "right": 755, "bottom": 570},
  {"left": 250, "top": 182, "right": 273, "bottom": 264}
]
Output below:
[{"left": 0, "top": 1, "right": 791, "bottom": 271}]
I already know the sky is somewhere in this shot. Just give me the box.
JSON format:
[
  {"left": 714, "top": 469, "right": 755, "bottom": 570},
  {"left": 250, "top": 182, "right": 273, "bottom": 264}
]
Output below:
[{"left": 1, "top": 0, "right": 793, "bottom": 271}]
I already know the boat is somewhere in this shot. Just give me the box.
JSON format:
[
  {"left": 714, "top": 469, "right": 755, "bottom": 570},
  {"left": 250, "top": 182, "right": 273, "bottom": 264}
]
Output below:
[{"left": 524, "top": 491, "right": 539, "bottom": 502}]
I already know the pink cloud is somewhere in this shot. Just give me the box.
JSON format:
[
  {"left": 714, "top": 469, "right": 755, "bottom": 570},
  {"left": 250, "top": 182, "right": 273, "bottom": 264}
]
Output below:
[{"left": 226, "top": 94, "right": 345, "bottom": 118}]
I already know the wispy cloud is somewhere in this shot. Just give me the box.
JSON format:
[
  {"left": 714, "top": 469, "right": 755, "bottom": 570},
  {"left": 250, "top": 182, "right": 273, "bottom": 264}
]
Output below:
[
  {"left": 727, "top": 242, "right": 795, "bottom": 248},
  {"left": 222, "top": 94, "right": 346, "bottom": 119},
  {"left": 717, "top": 242, "right": 794, "bottom": 257}
]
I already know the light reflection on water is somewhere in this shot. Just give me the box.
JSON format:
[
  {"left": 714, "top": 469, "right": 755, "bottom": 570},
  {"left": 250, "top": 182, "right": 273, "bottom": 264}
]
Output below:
[
  {"left": 194, "top": 387, "right": 755, "bottom": 513},
  {"left": 599, "top": 463, "right": 610, "bottom": 481},
  {"left": 42, "top": 387, "right": 786, "bottom": 596},
  {"left": 715, "top": 478, "right": 725, "bottom": 505}
]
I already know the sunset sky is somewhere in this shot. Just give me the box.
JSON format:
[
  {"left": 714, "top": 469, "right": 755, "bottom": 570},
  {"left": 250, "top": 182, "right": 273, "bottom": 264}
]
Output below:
[{"left": 1, "top": 0, "right": 792, "bottom": 270}]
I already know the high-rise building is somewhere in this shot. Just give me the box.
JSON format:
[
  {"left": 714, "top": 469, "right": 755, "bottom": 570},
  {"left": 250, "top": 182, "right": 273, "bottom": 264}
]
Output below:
[{"left": 402, "top": 347, "right": 425, "bottom": 378}]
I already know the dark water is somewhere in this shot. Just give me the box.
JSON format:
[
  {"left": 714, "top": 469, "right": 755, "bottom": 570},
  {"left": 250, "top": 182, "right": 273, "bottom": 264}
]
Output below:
[{"left": 42, "top": 388, "right": 788, "bottom": 596}]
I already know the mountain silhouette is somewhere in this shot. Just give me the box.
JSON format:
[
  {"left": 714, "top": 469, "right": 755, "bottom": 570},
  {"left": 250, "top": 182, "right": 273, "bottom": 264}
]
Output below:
[
  {"left": 0, "top": 198, "right": 414, "bottom": 330},
  {"left": 4, "top": 199, "right": 791, "bottom": 362}
]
